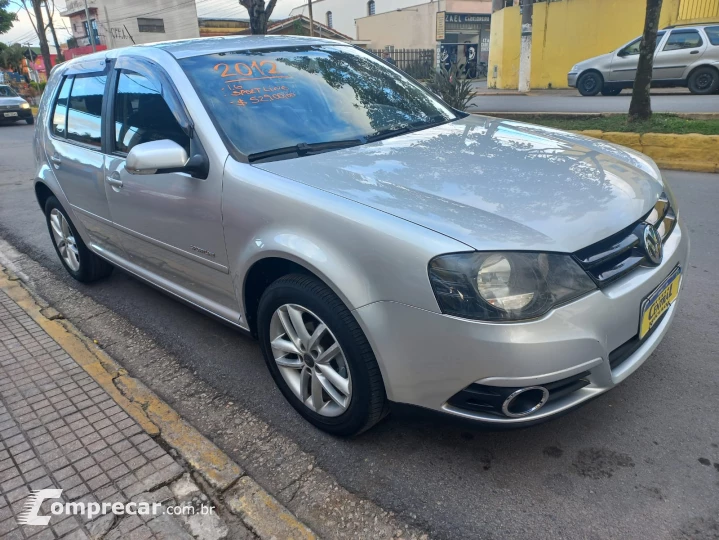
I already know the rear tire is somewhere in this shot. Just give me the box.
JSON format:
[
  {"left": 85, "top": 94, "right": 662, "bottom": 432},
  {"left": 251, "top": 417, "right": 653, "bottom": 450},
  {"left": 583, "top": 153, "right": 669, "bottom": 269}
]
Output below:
[
  {"left": 601, "top": 87, "right": 622, "bottom": 96},
  {"left": 258, "top": 274, "right": 388, "bottom": 436},
  {"left": 577, "top": 72, "right": 603, "bottom": 96},
  {"left": 45, "top": 196, "right": 113, "bottom": 283},
  {"left": 688, "top": 66, "right": 719, "bottom": 95}
]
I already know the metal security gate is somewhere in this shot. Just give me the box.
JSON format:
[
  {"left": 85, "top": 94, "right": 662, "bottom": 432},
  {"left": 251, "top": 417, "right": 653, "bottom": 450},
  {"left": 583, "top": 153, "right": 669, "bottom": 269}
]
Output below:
[{"left": 369, "top": 49, "right": 435, "bottom": 79}]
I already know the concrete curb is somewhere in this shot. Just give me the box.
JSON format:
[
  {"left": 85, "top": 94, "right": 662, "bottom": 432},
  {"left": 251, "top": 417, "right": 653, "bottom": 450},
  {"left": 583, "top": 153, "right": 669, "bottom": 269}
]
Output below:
[
  {"left": 0, "top": 264, "right": 317, "bottom": 540},
  {"left": 574, "top": 130, "right": 719, "bottom": 173}
]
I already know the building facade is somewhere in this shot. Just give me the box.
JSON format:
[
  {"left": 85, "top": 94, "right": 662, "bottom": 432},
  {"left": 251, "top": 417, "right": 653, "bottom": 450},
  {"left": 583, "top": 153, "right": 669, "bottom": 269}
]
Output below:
[
  {"left": 60, "top": 0, "right": 200, "bottom": 57},
  {"left": 354, "top": 0, "right": 492, "bottom": 68},
  {"left": 488, "top": 0, "right": 719, "bottom": 90}
]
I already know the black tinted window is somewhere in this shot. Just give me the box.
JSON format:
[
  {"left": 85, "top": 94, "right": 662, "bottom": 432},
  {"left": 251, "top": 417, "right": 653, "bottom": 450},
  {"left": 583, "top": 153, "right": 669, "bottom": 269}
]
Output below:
[
  {"left": 706, "top": 26, "right": 719, "bottom": 46},
  {"left": 67, "top": 75, "right": 106, "bottom": 147},
  {"left": 113, "top": 71, "right": 189, "bottom": 154},
  {"left": 179, "top": 46, "right": 456, "bottom": 158},
  {"left": 52, "top": 77, "right": 72, "bottom": 138},
  {"left": 0, "top": 85, "right": 18, "bottom": 97},
  {"left": 664, "top": 30, "right": 703, "bottom": 51}
]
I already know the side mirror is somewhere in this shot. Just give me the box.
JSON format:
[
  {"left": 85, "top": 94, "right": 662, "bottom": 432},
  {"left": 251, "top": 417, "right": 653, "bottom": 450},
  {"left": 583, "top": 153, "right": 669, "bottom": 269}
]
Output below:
[
  {"left": 126, "top": 140, "right": 190, "bottom": 175},
  {"left": 617, "top": 49, "right": 627, "bottom": 57}
]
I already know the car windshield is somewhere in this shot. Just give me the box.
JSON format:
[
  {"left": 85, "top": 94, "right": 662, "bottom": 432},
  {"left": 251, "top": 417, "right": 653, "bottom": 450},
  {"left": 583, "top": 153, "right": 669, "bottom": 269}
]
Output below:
[
  {"left": 0, "top": 85, "right": 19, "bottom": 97},
  {"left": 179, "top": 45, "right": 458, "bottom": 160}
]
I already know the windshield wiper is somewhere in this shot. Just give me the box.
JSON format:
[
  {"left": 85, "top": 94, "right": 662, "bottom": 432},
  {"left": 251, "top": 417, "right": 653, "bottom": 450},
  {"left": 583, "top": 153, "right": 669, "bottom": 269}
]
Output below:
[
  {"left": 248, "top": 139, "right": 363, "bottom": 163},
  {"left": 364, "top": 115, "right": 452, "bottom": 144}
]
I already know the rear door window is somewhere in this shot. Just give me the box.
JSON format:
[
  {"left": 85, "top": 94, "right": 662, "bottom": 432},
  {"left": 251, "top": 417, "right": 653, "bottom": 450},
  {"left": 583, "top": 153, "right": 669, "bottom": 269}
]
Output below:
[
  {"left": 663, "top": 29, "right": 703, "bottom": 51},
  {"left": 52, "top": 77, "right": 72, "bottom": 138},
  {"left": 112, "top": 71, "right": 190, "bottom": 155},
  {"left": 66, "top": 75, "right": 106, "bottom": 148},
  {"left": 705, "top": 26, "right": 719, "bottom": 46}
]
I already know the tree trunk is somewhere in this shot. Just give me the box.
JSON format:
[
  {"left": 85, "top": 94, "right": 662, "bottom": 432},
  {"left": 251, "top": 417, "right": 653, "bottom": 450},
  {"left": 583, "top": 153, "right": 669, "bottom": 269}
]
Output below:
[
  {"left": 628, "top": 0, "right": 663, "bottom": 122},
  {"left": 249, "top": 0, "right": 268, "bottom": 34},
  {"left": 30, "top": 0, "right": 53, "bottom": 80},
  {"left": 44, "top": 1, "right": 64, "bottom": 63}
]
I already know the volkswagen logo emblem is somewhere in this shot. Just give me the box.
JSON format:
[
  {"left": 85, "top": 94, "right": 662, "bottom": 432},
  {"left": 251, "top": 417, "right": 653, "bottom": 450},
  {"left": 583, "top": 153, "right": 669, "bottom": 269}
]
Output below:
[{"left": 641, "top": 224, "right": 663, "bottom": 265}]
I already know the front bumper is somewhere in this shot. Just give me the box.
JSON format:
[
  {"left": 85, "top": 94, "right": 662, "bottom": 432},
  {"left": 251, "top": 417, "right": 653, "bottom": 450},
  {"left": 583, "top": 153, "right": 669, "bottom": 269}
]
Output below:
[
  {"left": 567, "top": 73, "right": 578, "bottom": 87},
  {"left": 0, "top": 107, "right": 32, "bottom": 121},
  {"left": 353, "top": 220, "right": 689, "bottom": 424}
]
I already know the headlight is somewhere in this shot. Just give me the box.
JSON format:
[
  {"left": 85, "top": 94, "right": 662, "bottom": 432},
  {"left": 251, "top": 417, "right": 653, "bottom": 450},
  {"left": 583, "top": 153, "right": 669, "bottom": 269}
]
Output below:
[
  {"left": 428, "top": 252, "right": 596, "bottom": 321},
  {"left": 570, "top": 65, "right": 580, "bottom": 73},
  {"left": 20, "top": 102, "right": 30, "bottom": 109}
]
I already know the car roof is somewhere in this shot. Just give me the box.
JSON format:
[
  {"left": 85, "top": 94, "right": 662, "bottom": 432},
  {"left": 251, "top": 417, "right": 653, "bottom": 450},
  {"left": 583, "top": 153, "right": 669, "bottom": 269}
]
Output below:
[
  {"left": 152, "top": 35, "right": 347, "bottom": 59},
  {"left": 60, "top": 35, "right": 348, "bottom": 71},
  {"left": 663, "top": 22, "right": 719, "bottom": 29}
]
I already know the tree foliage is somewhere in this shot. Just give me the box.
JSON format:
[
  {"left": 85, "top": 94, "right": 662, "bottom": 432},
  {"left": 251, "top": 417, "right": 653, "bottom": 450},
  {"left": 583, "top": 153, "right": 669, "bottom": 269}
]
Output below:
[
  {"left": 0, "top": 0, "right": 16, "bottom": 35},
  {"left": 427, "top": 63, "right": 474, "bottom": 112},
  {"left": 628, "top": 0, "right": 663, "bottom": 122},
  {"left": 238, "top": 0, "right": 278, "bottom": 35},
  {"left": 0, "top": 42, "right": 25, "bottom": 71}
]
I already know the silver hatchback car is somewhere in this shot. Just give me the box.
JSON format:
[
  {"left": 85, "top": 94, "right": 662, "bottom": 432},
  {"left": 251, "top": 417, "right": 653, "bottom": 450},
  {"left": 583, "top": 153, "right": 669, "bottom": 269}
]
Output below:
[
  {"left": 569, "top": 24, "right": 719, "bottom": 95},
  {"left": 34, "top": 36, "right": 688, "bottom": 435}
]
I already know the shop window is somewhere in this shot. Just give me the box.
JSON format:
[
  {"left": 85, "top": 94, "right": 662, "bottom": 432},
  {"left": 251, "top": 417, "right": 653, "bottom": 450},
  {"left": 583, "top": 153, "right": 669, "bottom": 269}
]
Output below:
[
  {"left": 326, "top": 11, "right": 333, "bottom": 28},
  {"left": 368, "top": 0, "right": 375, "bottom": 16},
  {"left": 137, "top": 17, "right": 165, "bottom": 33}
]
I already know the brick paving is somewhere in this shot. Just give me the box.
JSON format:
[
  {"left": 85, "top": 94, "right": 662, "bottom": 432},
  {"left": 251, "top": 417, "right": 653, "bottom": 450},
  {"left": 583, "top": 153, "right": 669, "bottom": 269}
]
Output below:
[{"left": 0, "top": 290, "right": 196, "bottom": 539}]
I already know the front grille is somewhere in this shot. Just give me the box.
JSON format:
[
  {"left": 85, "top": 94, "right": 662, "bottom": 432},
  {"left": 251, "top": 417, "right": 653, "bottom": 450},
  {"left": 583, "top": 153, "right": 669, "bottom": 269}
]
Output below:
[
  {"left": 446, "top": 371, "right": 591, "bottom": 417},
  {"left": 573, "top": 193, "right": 676, "bottom": 287}
]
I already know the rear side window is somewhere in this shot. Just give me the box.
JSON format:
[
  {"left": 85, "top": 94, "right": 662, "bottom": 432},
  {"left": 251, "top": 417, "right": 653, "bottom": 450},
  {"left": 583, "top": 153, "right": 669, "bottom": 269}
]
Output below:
[
  {"left": 67, "top": 75, "right": 106, "bottom": 147},
  {"left": 112, "top": 71, "right": 189, "bottom": 155},
  {"left": 664, "top": 29, "right": 703, "bottom": 51},
  {"left": 706, "top": 26, "right": 719, "bottom": 46},
  {"left": 52, "top": 77, "right": 72, "bottom": 138}
]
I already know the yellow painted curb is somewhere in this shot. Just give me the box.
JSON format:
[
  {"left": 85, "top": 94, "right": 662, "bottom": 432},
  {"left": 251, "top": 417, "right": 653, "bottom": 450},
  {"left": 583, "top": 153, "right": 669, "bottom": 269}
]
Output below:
[
  {"left": 225, "top": 476, "right": 317, "bottom": 540},
  {"left": 577, "top": 130, "right": 719, "bottom": 173},
  {"left": 0, "top": 264, "right": 316, "bottom": 539}
]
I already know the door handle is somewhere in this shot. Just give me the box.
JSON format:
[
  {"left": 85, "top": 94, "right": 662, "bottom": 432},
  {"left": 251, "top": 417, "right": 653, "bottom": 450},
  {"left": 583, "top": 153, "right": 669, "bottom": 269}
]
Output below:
[
  {"left": 50, "top": 154, "right": 61, "bottom": 167},
  {"left": 106, "top": 172, "right": 123, "bottom": 190},
  {"left": 690, "top": 50, "right": 699, "bottom": 54}
]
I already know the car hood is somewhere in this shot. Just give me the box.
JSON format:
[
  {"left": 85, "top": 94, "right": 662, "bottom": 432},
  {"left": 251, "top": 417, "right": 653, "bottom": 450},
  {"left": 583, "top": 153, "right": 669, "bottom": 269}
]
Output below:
[
  {"left": 0, "top": 96, "right": 27, "bottom": 106},
  {"left": 575, "top": 52, "right": 614, "bottom": 70},
  {"left": 255, "top": 115, "right": 665, "bottom": 253}
]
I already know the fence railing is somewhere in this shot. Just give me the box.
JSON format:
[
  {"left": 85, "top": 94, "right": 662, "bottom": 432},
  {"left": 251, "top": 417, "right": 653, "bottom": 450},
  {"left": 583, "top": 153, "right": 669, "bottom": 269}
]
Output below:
[{"left": 369, "top": 48, "right": 435, "bottom": 80}]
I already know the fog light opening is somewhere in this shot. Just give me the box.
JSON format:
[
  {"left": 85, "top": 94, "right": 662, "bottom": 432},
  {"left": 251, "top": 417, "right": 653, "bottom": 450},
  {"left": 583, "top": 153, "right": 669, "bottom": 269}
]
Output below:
[{"left": 501, "top": 386, "right": 549, "bottom": 418}]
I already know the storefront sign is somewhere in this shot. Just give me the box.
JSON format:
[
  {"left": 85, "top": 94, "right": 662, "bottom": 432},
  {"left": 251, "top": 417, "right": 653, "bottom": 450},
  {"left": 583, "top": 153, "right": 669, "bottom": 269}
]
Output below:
[
  {"left": 436, "top": 11, "right": 446, "bottom": 41},
  {"left": 445, "top": 13, "right": 491, "bottom": 24}
]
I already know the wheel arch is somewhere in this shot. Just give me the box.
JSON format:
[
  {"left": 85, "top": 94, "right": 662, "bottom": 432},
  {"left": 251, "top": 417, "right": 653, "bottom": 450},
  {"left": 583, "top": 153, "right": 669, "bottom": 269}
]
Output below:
[
  {"left": 577, "top": 68, "right": 605, "bottom": 82},
  {"left": 687, "top": 63, "right": 719, "bottom": 80},
  {"left": 241, "top": 253, "right": 361, "bottom": 339}
]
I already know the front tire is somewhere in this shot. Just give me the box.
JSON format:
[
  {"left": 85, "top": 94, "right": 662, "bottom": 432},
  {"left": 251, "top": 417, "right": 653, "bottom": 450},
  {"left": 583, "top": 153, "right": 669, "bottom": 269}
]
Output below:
[
  {"left": 45, "top": 196, "right": 113, "bottom": 282},
  {"left": 258, "top": 274, "right": 388, "bottom": 436},
  {"left": 577, "top": 72, "right": 603, "bottom": 96},
  {"left": 26, "top": 116, "right": 35, "bottom": 125},
  {"left": 688, "top": 67, "right": 719, "bottom": 95}
]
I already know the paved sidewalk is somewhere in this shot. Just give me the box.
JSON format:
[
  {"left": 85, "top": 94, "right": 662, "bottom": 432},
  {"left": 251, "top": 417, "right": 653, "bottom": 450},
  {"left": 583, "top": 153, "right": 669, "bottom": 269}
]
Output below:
[{"left": 0, "top": 289, "right": 231, "bottom": 540}]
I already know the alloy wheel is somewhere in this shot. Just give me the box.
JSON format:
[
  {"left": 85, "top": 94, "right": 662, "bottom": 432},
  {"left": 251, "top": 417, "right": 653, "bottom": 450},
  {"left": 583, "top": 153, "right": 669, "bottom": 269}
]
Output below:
[
  {"left": 269, "top": 304, "right": 352, "bottom": 417},
  {"left": 49, "top": 209, "right": 80, "bottom": 272}
]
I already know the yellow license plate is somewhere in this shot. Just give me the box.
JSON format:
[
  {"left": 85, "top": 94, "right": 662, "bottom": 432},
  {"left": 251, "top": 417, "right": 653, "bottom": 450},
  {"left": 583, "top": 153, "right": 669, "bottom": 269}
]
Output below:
[{"left": 639, "top": 267, "right": 681, "bottom": 339}]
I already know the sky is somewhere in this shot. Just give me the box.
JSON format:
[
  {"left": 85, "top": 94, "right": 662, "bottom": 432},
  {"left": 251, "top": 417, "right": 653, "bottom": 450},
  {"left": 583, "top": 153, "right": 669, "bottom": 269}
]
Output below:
[{"left": 1, "top": 0, "right": 304, "bottom": 48}]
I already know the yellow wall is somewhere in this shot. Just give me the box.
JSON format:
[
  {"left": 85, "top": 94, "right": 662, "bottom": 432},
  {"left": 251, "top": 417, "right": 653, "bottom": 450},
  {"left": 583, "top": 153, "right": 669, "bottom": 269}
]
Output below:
[
  {"left": 487, "top": 5, "right": 521, "bottom": 89},
  {"left": 529, "top": 0, "right": 685, "bottom": 89}
]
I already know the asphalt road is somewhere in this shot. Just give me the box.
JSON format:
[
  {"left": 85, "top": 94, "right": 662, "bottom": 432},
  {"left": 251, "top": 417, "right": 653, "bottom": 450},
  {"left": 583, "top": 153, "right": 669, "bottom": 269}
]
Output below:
[
  {"left": 469, "top": 93, "right": 719, "bottom": 113},
  {"left": 2, "top": 123, "right": 719, "bottom": 539}
]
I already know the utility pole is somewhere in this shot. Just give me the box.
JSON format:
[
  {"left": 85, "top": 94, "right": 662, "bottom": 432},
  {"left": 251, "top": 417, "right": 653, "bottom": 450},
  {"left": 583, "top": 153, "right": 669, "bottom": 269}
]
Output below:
[
  {"left": 44, "top": 0, "right": 65, "bottom": 62},
  {"left": 25, "top": 43, "right": 37, "bottom": 82},
  {"left": 518, "top": 0, "right": 533, "bottom": 92},
  {"left": 307, "top": 0, "right": 314, "bottom": 37},
  {"left": 84, "top": 0, "right": 96, "bottom": 52}
]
